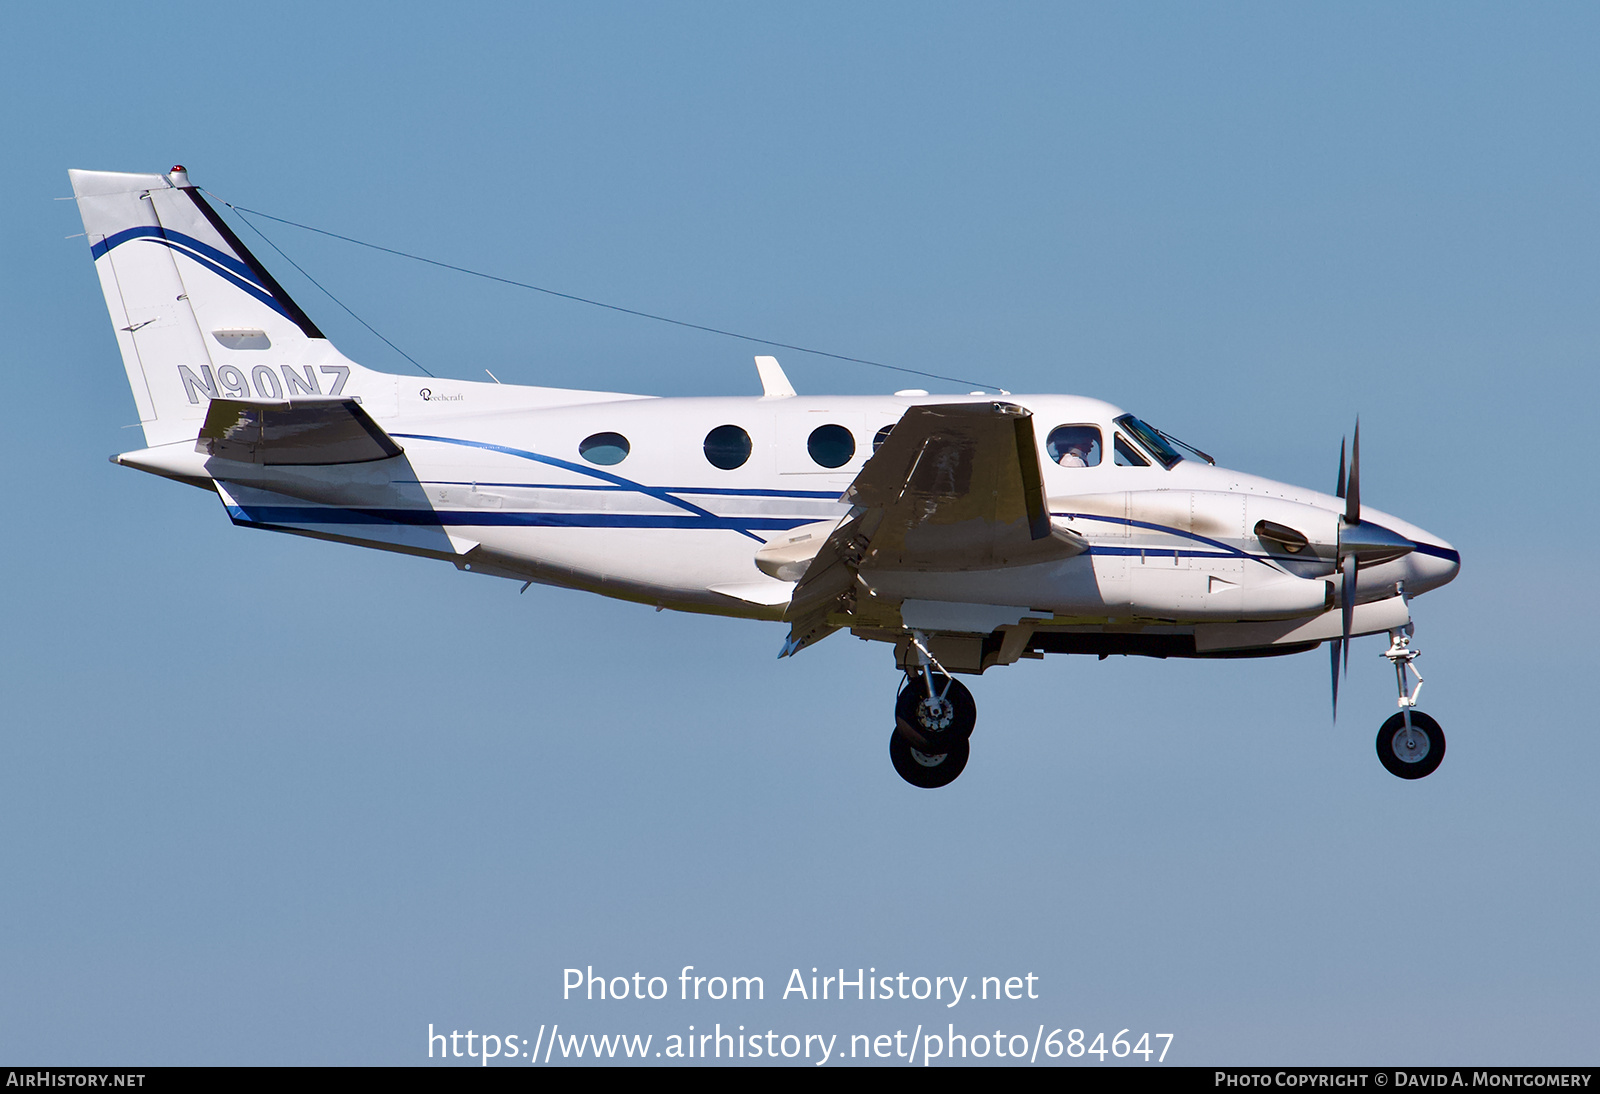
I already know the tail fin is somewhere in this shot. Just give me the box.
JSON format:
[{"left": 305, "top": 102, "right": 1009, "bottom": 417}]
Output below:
[{"left": 69, "top": 167, "right": 391, "bottom": 447}]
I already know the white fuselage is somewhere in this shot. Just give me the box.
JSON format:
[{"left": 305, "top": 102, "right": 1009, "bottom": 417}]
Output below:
[{"left": 127, "top": 375, "right": 1459, "bottom": 635}]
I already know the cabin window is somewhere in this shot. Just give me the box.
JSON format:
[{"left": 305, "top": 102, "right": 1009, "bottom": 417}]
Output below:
[
  {"left": 807, "top": 424, "right": 855, "bottom": 468},
  {"left": 1045, "top": 425, "right": 1102, "bottom": 467},
  {"left": 579, "top": 432, "right": 631, "bottom": 466},
  {"left": 703, "top": 424, "right": 752, "bottom": 470},
  {"left": 1113, "top": 434, "right": 1150, "bottom": 467},
  {"left": 872, "top": 424, "right": 895, "bottom": 453}
]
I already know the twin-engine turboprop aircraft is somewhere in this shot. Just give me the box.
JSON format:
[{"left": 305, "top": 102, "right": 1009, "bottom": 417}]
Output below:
[{"left": 69, "top": 166, "right": 1460, "bottom": 788}]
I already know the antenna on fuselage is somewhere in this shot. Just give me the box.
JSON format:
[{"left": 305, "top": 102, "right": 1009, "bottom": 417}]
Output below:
[{"left": 755, "top": 355, "right": 797, "bottom": 398}]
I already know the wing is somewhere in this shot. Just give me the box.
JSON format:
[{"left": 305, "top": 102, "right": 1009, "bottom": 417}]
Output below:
[{"left": 780, "top": 401, "right": 1086, "bottom": 656}]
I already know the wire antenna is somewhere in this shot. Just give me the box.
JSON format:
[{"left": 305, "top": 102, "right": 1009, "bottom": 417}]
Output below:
[
  {"left": 215, "top": 197, "right": 1000, "bottom": 391},
  {"left": 225, "top": 206, "right": 435, "bottom": 377}
]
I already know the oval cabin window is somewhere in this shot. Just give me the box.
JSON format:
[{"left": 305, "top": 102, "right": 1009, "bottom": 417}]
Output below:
[
  {"left": 703, "top": 424, "right": 753, "bottom": 470},
  {"left": 578, "top": 432, "right": 630, "bottom": 466},
  {"left": 807, "top": 424, "right": 855, "bottom": 468}
]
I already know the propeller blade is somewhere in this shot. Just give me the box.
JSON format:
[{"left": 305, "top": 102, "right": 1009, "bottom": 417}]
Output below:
[
  {"left": 1329, "top": 637, "right": 1342, "bottom": 720},
  {"left": 1345, "top": 419, "right": 1361, "bottom": 526},
  {"left": 1329, "top": 421, "right": 1361, "bottom": 720},
  {"left": 1340, "top": 554, "right": 1357, "bottom": 677}
]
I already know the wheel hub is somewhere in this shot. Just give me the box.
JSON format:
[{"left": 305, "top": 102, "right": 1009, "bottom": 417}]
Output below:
[
  {"left": 916, "top": 696, "right": 954, "bottom": 731},
  {"left": 1392, "top": 728, "right": 1430, "bottom": 763}
]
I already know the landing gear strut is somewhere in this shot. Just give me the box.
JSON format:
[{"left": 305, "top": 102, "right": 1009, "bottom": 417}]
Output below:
[
  {"left": 889, "top": 631, "right": 977, "bottom": 788},
  {"left": 1375, "top": 625, "right": 1445, "bottom": 779}
]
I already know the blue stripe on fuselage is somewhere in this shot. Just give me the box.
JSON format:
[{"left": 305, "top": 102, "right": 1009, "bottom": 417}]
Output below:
[
  {"left": 225, "top": 504, "right": 814, "bottom": 534},
  {"left": 402, "top": 480, "right": 844, "bottom": 499},
  {"left": 391, "top": 433, "right": 816, "bottom": 541},
  {"left": 227, "top": 430, "right": 1443, "bottom": 566},
  {"left": 1054, "top": 510, "right": 1286, "bottom": 571}
]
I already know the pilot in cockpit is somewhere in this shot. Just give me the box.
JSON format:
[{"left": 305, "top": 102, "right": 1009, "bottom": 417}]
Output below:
[
  {"left": 1047, "top": 425, "right": 1102, "bottom": 468},
  {"left": 1058, "top": 440, "right": 1091, "bottom": 467}
]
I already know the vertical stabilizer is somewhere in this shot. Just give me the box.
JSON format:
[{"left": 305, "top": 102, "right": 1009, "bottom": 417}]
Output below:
[{"left": 69, "top": 167, "right": 390, "bottom": 448}]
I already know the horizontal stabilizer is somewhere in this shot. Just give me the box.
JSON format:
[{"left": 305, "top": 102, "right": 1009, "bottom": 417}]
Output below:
[{"left": 197, "top": 398, "right": 402, "bottom": 465}]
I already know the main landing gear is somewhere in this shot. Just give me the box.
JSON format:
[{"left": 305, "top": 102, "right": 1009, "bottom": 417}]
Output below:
[
  {"left": 1375, "top": 625, "right": 1446, "bottom": 780},
  {"left": 889, "top": 632, "right": 977, "bottom": 788}
]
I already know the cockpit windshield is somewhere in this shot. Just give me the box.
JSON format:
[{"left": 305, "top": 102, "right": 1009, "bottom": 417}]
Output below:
[{"left": 1114, "top": 415, "right": 1183, "bottom": 469}]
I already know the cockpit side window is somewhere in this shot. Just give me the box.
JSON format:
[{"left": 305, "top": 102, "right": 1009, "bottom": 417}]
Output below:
[
  {"left": 1113, "top": 434, "right": 1150, "bottom": 467},
  {"left": 1045, "top": 424, "right": 1102, "bottom": 467},
  {"left": 1114, "top": 414, "right": 1182, "bottom": 469}
]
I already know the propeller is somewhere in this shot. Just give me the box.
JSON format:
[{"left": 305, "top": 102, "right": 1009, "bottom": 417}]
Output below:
[
  {"left": 1341, "top": 421, "right": 1359, "bottom": 680},
  {"left": 1343, "top": 420, "right": 1360, "bottom": 525},
  {"left": 1330, "top": 428, "right": 1352, "bottom": 719},
  {"left": 1329, "top": 419, "right": 1413, "bottom": 719},
  {"left": 1335, "top": 436, "right": 1346, "bottom": 503}
]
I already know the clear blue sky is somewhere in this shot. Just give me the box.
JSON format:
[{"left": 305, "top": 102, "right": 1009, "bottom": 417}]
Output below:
[{"left": 2, "top": 1, "right": 1596, "bottom": 1065}]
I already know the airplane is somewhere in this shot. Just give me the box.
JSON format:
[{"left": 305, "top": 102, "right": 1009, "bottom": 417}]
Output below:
[{"left": 67, "top": 166, "right": 1460, "bottom": 788}]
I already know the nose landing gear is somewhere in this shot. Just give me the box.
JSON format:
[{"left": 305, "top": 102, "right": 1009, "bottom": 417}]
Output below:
[
  {"left": 1375, "top": 625, "right": 1445, "bottom": 779},
  {"left": 889, "top": 630, "right": 977, "bottom": 788}
]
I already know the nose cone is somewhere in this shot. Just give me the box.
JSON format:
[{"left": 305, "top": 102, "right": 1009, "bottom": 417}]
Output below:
[
  {"left": 1405, "top": 534, "right": 1461, "bottom": 594},
  {"left": 1342, "top": 504, "right": 1460, "bottom": 598}
]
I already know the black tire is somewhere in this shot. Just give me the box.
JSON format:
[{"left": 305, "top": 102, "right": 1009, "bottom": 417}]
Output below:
[
  {"left": 889, "top": 730, "right": 970, "bottom": 789},
  {"left": 893, "top": 674, "right": 977, "bottom": 755},
  {"left": 1376, "top": 710, "right": 1445, "bottom": 780}
]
